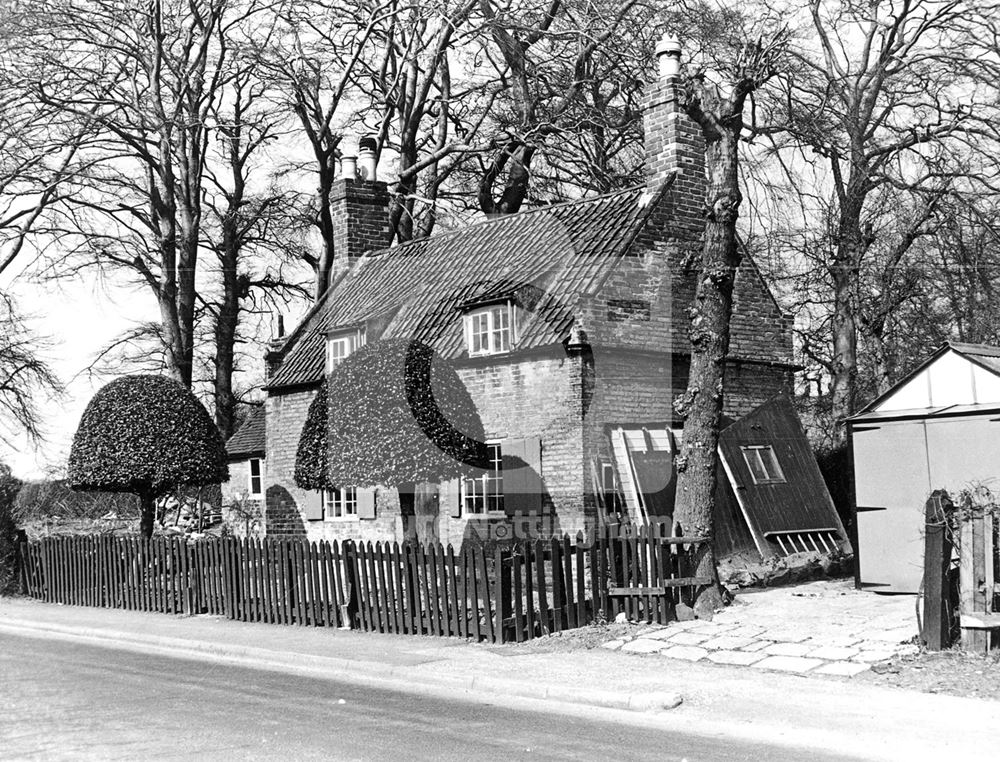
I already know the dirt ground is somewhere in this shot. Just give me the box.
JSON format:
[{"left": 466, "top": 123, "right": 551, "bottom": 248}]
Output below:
[{"left": 860, "top": 648, "right": 1000, "bottom": 701}]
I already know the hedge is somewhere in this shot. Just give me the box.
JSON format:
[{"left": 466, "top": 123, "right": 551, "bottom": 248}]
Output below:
[{"left": 298, "top": 338, "right": 487, "bottom": 488}]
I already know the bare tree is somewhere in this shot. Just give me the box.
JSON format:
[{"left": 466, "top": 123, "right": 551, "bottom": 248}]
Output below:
[
  {"left": 0, "top": 294, "right": 61, "bottom": 447},
  {"left": 474, "top": 0, "right": 649, "bottom": 215},
  {"left": 355, "top": 0, "right": 487, "bottom": 242},
  {"left": 762, "top": 0, "right": 1000, "bottom": 428},
  {"left": 670, "top": 21, "right": 788, "bottom": 617},
  {"left": 18, "top": 0, "right": 245, "bottom": 387},
  {"left": 202, "top": 18, "right": 309, "bottom": 438}
]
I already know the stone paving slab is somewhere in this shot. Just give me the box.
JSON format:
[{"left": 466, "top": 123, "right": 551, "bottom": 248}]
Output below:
[
  {"left": 814, "top": 661, "right": 872, "bottom": 677},
  {"left": 753, "top": 655, "right": 825, "bottom": 673},
  {"left": 668, "top": 631, "right": 711, "bottom": 646},
  {"left": 706, "top": 650, "right": 766, "bottom": 666},
  {"left": 763, "top": 642, "right": 814, "bottom": 657},
  {"left": 620, "top": 638, "right": 666, "bottom": 654},
  {"left": 659, "top": 645, "right": 709, "bottom": 661},
  {"left": 601, "top": 579, "right": 918, "bottom": 680},
  {"left": 806, "top": 646, "right": 860, "bottom": 661}
]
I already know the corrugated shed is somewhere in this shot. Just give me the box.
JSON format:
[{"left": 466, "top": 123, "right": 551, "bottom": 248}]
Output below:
[
  {"left": 225, "top": 406, "right": 266, "bottom": 458},
  {"left": 267, "top": 185, "right": 660, "bottom": 390}
]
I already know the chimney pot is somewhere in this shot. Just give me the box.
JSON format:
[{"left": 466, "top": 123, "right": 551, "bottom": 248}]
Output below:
[
  {"left": 357, "top": 136, "right": 377, "bottom": 181},
  {"left": 340, "top": 155, "right": 357, "bottom": 180},
  {"left": 656, "top": 34, "right": 682, "bottom": 79}
]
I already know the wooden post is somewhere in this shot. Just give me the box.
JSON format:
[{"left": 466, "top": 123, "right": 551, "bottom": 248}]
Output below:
[
  {"left": 960, "top": 507, "right": 988, "bottom": 653},
  {"left": 923, "top": 492, "right": 952, "bottom": 650}
]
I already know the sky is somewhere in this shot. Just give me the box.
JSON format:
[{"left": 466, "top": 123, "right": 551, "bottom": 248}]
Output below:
[{"left": 1, "top": 259, "right": 157, "bottom": 480}]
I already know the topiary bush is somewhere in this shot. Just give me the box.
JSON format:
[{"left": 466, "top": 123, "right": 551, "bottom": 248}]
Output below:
[
  {"left": 294, "top": 380, "right": 331, "bottom": 491},
  {"left": 0, "top": 463, "right": 22, "bottom": 595},
  {"left": 318, "top": 338, "right": 487, "bottom": 488},
  {"left": 68, "top": 374, "right": 228, "bottom": 537}
]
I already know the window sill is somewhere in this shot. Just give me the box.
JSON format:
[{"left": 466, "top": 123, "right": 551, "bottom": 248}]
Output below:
[
  {"left": 467, "top": 349, "right": 513, "bottom": 359},
  {"left": 324, "top": 516, "right": 360, "bottom": 523}
]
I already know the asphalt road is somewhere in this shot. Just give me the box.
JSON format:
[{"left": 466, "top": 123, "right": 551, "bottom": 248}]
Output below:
[{"left": 1, "top": 632, "right": 853, "bottom": 761}]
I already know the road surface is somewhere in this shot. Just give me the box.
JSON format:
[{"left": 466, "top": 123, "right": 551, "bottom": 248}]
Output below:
[{"left": 1, "top": 632, "right": 853, "bottom": 761}]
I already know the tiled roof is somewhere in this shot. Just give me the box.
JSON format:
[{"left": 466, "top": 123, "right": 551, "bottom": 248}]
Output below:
[
  {"left": 267, "top": 184, "right": 663, "bottom": 390},
  {"left": 226, "top": 406, "right": 266, "bottom": 458}
]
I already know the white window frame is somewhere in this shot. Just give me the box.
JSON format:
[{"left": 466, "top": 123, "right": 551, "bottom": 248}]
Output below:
[
  {"left": 464, "top": 303, "right": 513, "bottom": 357},
  {"left": 740, "top": 445, "right": 786, "bottom": 485},
  {"left": 326, "top": 328, "right": 365, "bottom": 372},
  {"left": 248, "top": 458, "right": 263, "bottom": 499},
  {"left": 461, "top": 441, "right": 505, "bottom": 515},
  {"left": 322, "top": 487, "right": 359, "bottom": 520}
]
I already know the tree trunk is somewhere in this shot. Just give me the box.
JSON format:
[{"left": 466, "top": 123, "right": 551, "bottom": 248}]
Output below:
[
  {"left": 829, "top": 263, "right": 857, "bottom": 428},
  {"left": 672, "top": 129, "right": 741, "bottom": 619},
  {"left": 478, "top": 142, "right": 534, "bottom": 217},
  {"left": 314, "top": 165, "right": 336, "bottom": 300},
  {"left": 139, "top": 490, "right": 155, "bottom": 539},
  {"left": 214, "top": 232, "right": 240, "bottom": 440}
]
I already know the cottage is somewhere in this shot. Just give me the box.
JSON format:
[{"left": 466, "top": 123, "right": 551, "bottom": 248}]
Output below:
[
  {"left": 848, "top": 341, "right": 1000, "bottom": 593},
  {"left": 220, "top": 406, "right": 266, "bottom": 534},
  {"left": 252, "top": 39, "right": 800, "bottom": 551}
]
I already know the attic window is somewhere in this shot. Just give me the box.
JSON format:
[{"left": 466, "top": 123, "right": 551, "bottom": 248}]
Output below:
[
  {"left": 464, "top": 303, "right": 512, "bottom": 357},
  {"left": 741, "top": 445, "right": 785, "bottom": 485},
  {"left": 326, "top": 328, "right": 365, "bottom": 372}
]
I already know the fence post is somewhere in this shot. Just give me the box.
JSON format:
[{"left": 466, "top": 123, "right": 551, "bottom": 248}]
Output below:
[
  {"left": 923, "top": 492, "right": 953, "bottom": 650},
  {"left": 494, "top": 545, "right": 510, "bottom": 644},
  {"left": 16, "top": 539, "right": 28, "bottom": 595},
  {"left": 343, "top": 540, "right": 359, "bottom": 630}
]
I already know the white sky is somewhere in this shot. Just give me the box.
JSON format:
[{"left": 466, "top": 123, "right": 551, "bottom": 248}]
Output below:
[{"left": 1, "top": 257, "right": 157, "bottom": 480}]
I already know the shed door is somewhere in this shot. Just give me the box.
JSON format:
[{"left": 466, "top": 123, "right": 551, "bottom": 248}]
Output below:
[
  {"left": 853, "top": 421, "right": 930, "bottom": 593},
  {"left": 924, "top": 416, "right": 1000, "bottom": 493}
]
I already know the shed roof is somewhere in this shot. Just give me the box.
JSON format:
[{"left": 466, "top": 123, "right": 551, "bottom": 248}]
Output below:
[
  {"left": 225, "top": 406, "right": 265, "bottom": 459},
  {"left": 851, "top": 341, "right": 1000, "bottom": 422}
]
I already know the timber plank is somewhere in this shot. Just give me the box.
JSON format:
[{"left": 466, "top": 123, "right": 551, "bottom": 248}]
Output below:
[
  {"left": 447, "top": 545, "right": 461, "bottom": 638},
  {"left": 523, "top": 542, "right": 535, "bottom": 639},
  {"left": 563, "top": 535, "right": 576, "bottom": 629},
  {"left": 550, "top": 538, "right": 564, "bottom": 633},
  {"left": 478, "top": 546, "right": 494, "bottom": 644},
  {"left": 534, "top": 540, "right": 549, "bottom": 634}
]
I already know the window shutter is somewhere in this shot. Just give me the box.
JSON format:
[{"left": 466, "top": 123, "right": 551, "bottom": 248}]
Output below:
[
  {"left": 302, "top": 491, "right": 323, "bottom": 521},
  {"left": 522, "top": 436, "right": 542, "bottom": 513},
  {"left": 441, "top": 478, "right": 462, "bottom": 518},
  {"left": 503, "top": 437, "right": 542, "bottom": 515},
  {"left": 357, "top": 488, "right": 377, "bottom": 520}
]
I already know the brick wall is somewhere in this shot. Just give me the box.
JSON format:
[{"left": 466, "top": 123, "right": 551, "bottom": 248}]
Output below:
[
  {"left": 435, "top": 351, "right": 590, "bottom": 548},
  {"left": 263, "top": 389, "right": 317, "bottom": 537},
  {"left": 221, "top": 459, "right": 264, "bottom": 538},
  {"left": 330, "top": 178, "right": 393, "bottom": 280},
  {"left": 643, "top": 78, "right": 705, "bottom": 240}
]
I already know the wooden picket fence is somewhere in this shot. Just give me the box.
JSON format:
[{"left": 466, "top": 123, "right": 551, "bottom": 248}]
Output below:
[{"left": 18, "top": 529, "right": 708, "bottom": 644}]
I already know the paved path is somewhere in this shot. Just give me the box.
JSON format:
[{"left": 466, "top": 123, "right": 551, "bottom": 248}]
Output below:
[
  {"left": 0, "top": 632, "right": 846, "bottom": 762},
  {"left": 602, "top": 580, "right": 918, "bottom": 676}
]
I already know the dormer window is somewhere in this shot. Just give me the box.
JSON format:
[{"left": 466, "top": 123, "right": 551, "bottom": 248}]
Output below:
[
  {"left": 465, "top": 303, "right": 512, "bottom": 357},
  {"left": 326, "top": 328, "right": 365, "bottom": 372}
]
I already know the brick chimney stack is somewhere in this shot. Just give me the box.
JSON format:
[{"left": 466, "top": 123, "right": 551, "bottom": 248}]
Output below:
[
  {"left": 644, "top": 34, "right": 705, "bottom": 237},
  {"left": 330, "top": 135, "right": 393, "bottom": 280}
]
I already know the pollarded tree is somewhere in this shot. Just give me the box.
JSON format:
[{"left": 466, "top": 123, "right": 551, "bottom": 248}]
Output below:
[
  {"left": 68, "top": 375, "right": 229, "bottom": 538},
  {"left": 295, "top": 338, "right": 486, "bottom": 490},
  {"left": 668, "top": 17, "right": 789, "bottom": 617}
]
